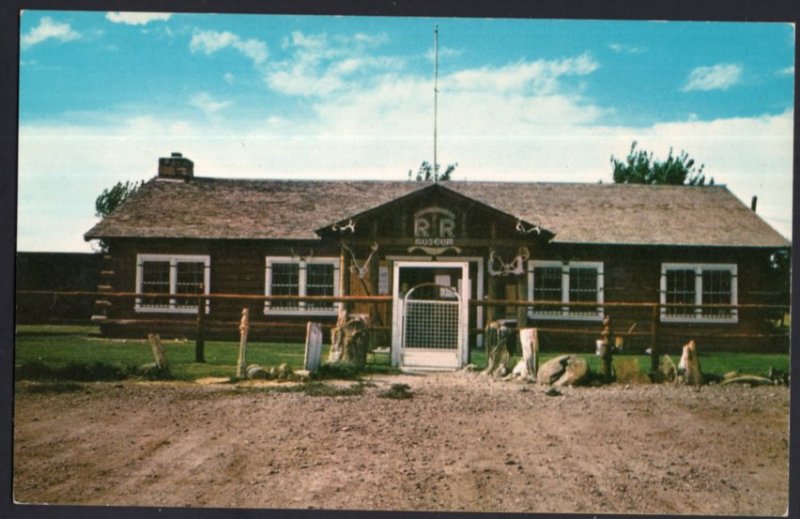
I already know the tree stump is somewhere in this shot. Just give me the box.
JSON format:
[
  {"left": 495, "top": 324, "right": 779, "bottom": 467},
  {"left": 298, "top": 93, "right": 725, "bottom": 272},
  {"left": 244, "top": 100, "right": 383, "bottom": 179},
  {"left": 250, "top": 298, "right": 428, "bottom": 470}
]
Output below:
[
  {"left": 512, "top": 327, "right": 539, "bottom": 380},
  {"left": 328, "top": 314, "right": 369, "bottom": 369},
  {"left": 482, "top": 320, "right": 512, "bottom": 377},
  {"left": 677, "top": 340, "right": 702, "bottom": 386}
]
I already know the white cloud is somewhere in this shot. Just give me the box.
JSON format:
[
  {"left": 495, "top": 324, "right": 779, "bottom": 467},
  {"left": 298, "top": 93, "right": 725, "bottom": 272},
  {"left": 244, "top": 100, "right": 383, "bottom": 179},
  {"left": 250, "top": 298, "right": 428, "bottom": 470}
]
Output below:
[
  {"left": 682, "top": 63, "right": 742, "bottom": 92},
  {"left": 189, "top": 92, "right": 233, "bottom": 115},
  {"left": 223, "top": 72, "right": 235, "bottom": 85},
  {"left": 190, "top": 29, "right": 268, "bottom": 66},
  {"left": 446, "top": 53, "right": 599, "bottom": 96},
  {"left": 425, "top": 46, "right": 463, "bottom": 61},
  {"left": 778, "top": 65, "right": 794, "bottom": 76},
  {"left": 265, "top": 30, "right": 403, "bottom": 96},
  {"left": 608, "top": 43, "right": 646, "bottom": 54},
  {"left": 18, "top": 106, "right": 793, "bottom": 251},
  {"left": 105, "top": 12, "right": 172, "bottom": 25},
  {"left": 21, "top": 17, "right": 80, "bottom": 49}
]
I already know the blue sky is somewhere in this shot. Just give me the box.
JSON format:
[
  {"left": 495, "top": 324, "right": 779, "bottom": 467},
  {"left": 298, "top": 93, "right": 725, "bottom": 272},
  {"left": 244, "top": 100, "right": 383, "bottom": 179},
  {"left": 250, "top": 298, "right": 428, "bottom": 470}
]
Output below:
[{"left": 18, "top": 11, "right": 795, "bottom": 251}]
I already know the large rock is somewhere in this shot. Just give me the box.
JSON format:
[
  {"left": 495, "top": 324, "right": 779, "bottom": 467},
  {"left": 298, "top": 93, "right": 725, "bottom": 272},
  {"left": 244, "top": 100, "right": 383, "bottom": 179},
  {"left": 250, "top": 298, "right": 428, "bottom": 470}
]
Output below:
[
  {"left": 537, "top": 354, "right": 571, "bottom": 385},
  {"left": 553, "top": 355, "right": 590, "bottom": 387},
  {"left": 536, "top": 355, "right": 590, "bottom": 386}
]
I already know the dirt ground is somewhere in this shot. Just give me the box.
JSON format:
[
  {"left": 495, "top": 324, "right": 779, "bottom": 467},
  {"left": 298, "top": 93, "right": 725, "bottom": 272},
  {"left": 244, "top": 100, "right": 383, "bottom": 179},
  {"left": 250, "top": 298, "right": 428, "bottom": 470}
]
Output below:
[{"left": 13, "top": 371, "right": 789, "bottom": 515}]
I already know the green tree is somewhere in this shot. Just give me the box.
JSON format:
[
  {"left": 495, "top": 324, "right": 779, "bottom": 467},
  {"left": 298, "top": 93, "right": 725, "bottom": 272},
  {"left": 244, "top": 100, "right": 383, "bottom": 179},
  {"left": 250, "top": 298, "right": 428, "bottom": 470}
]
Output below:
[
  {"left": 611, "top": 141, "right": 712, "bottom": 186},
  {"left": 408, "top": 161, "right": 458, "bottom": 182},
  {"left": 93, "top": 180, "right": 142, "bottom": 252},
  {"left": 95, "top": 180, "right": 142, "bottom": 218}
]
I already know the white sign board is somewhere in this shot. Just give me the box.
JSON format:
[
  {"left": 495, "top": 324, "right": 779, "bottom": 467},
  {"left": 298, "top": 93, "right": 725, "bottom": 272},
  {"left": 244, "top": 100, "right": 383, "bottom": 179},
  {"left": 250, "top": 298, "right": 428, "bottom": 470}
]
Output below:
[{"left": 304, "top": 322, "right": 323, "bottom": 373}]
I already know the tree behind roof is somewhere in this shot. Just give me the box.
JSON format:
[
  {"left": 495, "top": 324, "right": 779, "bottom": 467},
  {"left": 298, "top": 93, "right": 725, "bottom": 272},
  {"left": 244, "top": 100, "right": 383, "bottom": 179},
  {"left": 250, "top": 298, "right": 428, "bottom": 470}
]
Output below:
[
  {"left": 611, "top": 141, "right": 712, "bottom": 186},
  {"left": 408, "top": 161, "right": 458, "bottom": 182}
]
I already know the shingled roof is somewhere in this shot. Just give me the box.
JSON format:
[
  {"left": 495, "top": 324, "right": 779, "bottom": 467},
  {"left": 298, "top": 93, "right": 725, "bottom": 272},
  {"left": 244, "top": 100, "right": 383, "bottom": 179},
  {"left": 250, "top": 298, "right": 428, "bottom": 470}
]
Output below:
[{"left": 84, "top": 177, "right": 789, "bottom": 248}]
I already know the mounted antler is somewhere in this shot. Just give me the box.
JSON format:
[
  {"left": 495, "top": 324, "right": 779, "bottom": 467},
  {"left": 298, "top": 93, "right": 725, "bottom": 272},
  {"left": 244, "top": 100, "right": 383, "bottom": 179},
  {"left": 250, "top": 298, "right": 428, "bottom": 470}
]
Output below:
[
  {"left": 516, "top": 219, "right": 541, "bottom": 235},
  {"left": 342, "top": 242, "right": 379, "bottom": 279},
  {"left": 488, "top": 249, "right": 505, "bottom": 276},
  {"left": 332, "top": 219, "right": 356, "bottom": 233},
  {"left": 488, "top": 247, "right": 530, "bottom": 276},
  {"left": 506, "top": 247, "right": 530, "bottom": 276}
]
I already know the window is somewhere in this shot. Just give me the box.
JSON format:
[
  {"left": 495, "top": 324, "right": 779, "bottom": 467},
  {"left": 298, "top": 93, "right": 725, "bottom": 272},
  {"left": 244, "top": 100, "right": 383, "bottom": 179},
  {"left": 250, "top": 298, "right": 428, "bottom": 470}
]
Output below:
[
  {"left": 527, "top": 261, "right": 604, "bottom": 320},
  {"left": 661, "top": 263, "right": 737, "bottom": 322},
  {"left": 531, "top": 264, "right": 562, "bottom": 317},
  {"left": 265, "top": 257, "right": 340, "bottom": 315},
  {"left": 136, "top": 254, "right": 210, "bottom": 313}
]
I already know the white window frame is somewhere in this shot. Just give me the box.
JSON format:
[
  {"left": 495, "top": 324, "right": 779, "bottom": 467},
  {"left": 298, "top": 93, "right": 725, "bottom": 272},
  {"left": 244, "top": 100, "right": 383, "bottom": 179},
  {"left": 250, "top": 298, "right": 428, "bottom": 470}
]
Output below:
[
  {"left": 660, "top": 263, "right": 738, "bottom": 323},
  {"left": 264, "top": 257, "right": 341, "bottom": 316},
  {"left": 135, "top": 254, "right": 210, "bottom": 314},
  {"left": 527, "top": 260, "right": 604, "bottom": 321}
]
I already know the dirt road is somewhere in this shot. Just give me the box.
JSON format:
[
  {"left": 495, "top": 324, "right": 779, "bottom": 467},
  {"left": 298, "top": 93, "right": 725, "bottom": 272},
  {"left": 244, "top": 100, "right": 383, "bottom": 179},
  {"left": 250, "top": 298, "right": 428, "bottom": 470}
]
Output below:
[{"left": 13, "top": 372, "right": 789, "bottom": 514}]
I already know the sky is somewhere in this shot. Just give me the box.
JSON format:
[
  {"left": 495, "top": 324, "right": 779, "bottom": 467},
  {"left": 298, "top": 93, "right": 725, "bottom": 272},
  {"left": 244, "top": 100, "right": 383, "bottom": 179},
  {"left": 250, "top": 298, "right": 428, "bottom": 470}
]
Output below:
[{"left": 17, "top": 11, "right": 795, "bottom": 252}]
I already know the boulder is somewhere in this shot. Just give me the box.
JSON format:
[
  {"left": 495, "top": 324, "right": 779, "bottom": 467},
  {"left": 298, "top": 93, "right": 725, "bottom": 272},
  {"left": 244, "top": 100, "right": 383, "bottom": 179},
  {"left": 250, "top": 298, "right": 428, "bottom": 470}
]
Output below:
[
  {"left": 537, "top": 354, "right": 571, "bottom": 385},
  {"left": 553, "top": 355, "right": 590, "bottom": 387}
]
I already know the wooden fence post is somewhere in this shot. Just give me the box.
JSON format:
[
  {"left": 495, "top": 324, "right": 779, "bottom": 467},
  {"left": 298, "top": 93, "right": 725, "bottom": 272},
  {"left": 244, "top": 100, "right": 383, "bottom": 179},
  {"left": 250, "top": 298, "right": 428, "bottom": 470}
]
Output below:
[
  {"left": 650, "top": 303, "right": 660, "bottom": 372},
  {"left": 147, "top": 333, "right": 168, "bottom": 371},
  {"left": 195, "top": 293, "right": 205, "bottom": 363},
  {"left": 236, "top": 308, "right": 249, "bottom": 378}
]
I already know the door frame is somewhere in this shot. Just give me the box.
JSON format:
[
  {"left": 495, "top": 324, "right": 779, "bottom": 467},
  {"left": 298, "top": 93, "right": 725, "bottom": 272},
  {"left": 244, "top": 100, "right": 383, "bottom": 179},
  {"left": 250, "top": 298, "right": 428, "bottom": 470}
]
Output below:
[{"left": 391, "top": 260, "right": 470, "bottom": 369}]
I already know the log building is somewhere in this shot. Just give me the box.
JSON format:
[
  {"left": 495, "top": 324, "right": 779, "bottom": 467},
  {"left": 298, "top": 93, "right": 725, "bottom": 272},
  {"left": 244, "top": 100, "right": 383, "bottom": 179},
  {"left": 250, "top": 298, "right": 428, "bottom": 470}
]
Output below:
[{"left": 84, "top": 153, "right": 790, "bottom": 370}]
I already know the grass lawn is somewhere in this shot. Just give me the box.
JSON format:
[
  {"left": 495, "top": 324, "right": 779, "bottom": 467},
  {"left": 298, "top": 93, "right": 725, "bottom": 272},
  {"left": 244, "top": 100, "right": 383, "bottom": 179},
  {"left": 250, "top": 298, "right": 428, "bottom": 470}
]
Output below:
[
  {"left": 14, "top": 325, "right": 789, "bottom": 382},
  {"left": 14, "top": 325, "right": 344, "bottom": 381}
]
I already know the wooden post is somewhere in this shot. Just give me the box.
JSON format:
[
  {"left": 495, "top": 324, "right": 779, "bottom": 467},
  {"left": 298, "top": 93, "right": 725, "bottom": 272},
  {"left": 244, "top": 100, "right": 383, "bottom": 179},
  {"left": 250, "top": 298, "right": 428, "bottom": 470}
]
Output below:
[
  {"left": 236, "top": 308, "right": 249, "bottom": 379},
  {"left": 516, "top": 275, "right": 528, "bottom": 352},
  {"left": 650, "top": 303, "right": 660, "bottom": 373},
  {"left": 195, "top": 293, "right": 205, "bottom": 363},
  {"left": 147, "top": 333, "right": 168, "bottom": 371},
  {"left": 678, "top": 340, "right": 702, "bottom": 386},
  {"left": 487, "top": 275, "right": 498, "bottom": 324},
  {"left": 599, "top": 315, "right": 614, "bottom": 382},
  {"left": 340, "top": 244, "right": 351, "bottom": 316}
]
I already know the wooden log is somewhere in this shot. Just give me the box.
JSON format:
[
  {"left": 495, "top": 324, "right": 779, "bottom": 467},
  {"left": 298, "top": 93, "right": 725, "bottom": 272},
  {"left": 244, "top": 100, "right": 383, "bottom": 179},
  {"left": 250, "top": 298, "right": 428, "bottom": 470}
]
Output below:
[
  {"left": 236, "top": 308, "right": 249, "bottom": 379},
  {"left": 720, "top": 375, "right": 774, "bottom": 386},
  {"left": 304, "top": 322, "right": 323, "bottom": 373},
  {"left": 147, "top": 333, "right": 168, "bottom": 371}
]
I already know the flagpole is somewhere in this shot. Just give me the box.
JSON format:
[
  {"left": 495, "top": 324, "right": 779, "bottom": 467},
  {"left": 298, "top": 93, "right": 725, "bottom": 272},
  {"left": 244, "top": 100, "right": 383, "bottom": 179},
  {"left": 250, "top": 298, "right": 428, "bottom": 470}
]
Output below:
[{"left": 433, "top": 24, "right": 439, "bottom": 182}]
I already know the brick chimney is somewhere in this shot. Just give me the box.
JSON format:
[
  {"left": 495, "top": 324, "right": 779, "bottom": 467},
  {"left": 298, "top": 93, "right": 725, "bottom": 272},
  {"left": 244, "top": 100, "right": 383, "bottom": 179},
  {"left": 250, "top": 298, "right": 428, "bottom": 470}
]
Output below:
[{"left": 158, "top": 152, "right": 194, "bottom": 180}]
